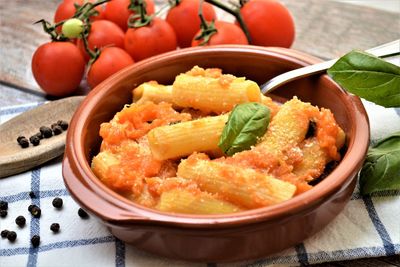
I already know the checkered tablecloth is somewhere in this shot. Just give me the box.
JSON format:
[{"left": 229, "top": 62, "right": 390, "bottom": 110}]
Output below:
[{"left": 0, "top": 99, "right": 399, "bottom": 266}]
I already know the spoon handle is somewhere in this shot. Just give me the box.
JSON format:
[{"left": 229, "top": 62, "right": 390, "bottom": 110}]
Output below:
[{"left": 261, "top": 39, "right": 400, "bottom": 95}]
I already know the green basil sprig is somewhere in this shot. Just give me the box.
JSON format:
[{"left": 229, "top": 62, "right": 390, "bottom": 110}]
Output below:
[
  {"left": 327, "top": 50, "right": 400, "bottom": 108},
  {"left": 218, "top": 102, "right": 270, "bottom": 156},
  {"left": 359, "top": 132, "right": 400, "bottom": 195}
]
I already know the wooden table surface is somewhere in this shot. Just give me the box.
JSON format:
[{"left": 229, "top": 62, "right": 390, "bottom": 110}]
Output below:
[{"left": 0, "top": 0, "right": 399, "bottom": 266}]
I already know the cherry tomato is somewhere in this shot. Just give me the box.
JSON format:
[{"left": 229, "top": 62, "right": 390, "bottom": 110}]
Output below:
[
  {"left": 77, "top": 20, "right": 125, "bottom": 61},
  {"left": 240, "top": 0, "right": 295, "bottom": 48},
  {"left": 103, "top": 0, "right": 155, "bottom": 31},
  {"left": 191, "top": 21, "right": 248, "bottom": 46},
  {"left": 87, "top": 47, "right": 134, "bottom": 88},
  {"left": 124, "top": 18, "right": 177, "bottom": 62},
  {"left": 32, "top": 42, "right": 85, "bottom": 96},
  {"left": 62, "top": 18, "right": 84, "bottom": 38},
  {"left": 166, "top": 0, "right": 216, "bottom": 48},
  {"left": 54, "top": 0, "right": 105, "bottom": 31}
]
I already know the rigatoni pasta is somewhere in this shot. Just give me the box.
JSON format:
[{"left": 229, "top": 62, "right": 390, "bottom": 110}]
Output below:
[
  {"left": 172, "top": 68, "right": 261, "bottom": 113},
  {"left": 147, "top": 114, "right": 228, "bottom": 160},
  {"left": 92, "top": 66, "right": 346, "bottom": 215}
]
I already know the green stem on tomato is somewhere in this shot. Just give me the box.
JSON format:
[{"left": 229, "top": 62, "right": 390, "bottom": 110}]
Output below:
[
  {"left": 34, "top": 19, "right": 67, "bottom": 42},
  {"left": 194, "top": 0, "right": 217, "bottom": 46},
  {"left": 80, "top": 32, "right": 99, "bottom": 62},
  {"left": 204, "top": 0, "right": 251, "bottom": 43}
]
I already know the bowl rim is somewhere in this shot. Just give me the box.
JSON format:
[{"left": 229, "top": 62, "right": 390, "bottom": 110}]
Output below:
[{"left": 63, "top": 45, "right": 370, "bottom": 228}]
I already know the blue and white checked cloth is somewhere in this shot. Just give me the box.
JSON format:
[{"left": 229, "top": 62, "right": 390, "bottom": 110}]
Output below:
[{"left": 0, "top": 99, "right": 399, "bottom": 266}]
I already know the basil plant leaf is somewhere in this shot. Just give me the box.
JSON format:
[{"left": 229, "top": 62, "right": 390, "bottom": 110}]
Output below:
[
  {"left": 327, "top": 50, "right": 400, "bottom": 108},
  {"left": 359, "top": 132, "right": 400, "bottom": 195},
  {"left": 218, "top": 102, "right": 270, "bottom": 156}
]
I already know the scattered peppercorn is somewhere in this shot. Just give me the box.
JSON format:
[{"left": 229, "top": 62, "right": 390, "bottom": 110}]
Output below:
[
  {"left": 17, "top": 136, "right": 30, "bottom": 148},
  {"left": 31, "top": 235, "right": 40, "bottom": 247},
  {"left": 15, "top": 216, "right": 26, "bottom": 227},
  {"left": 40, "top": 126, "right": 53, "bottom": 138},
  {"left": 52, "top": 125, "right": 63, "bottom": 135},
  {"left": 0, "top": 210, "right": 7, "bottom": 218},
  {"left": 33, "top": 132, "right": 43, "bottom": 140},
  {"left": 0, "top": 201, "right": 8, "bottom": 210},
  {"left": 7, "top": 231, "right": 17, "bottom": 242},
  {"left": 1, "top": 229, "right": 9, "bottom": 238},
  {"left": 52, "top": 198, "right": 63, "bottom": 209},
  {"left": 50, "top": 223, "right": 60, "bottom": 233},
  {"left": 78, "top": 208, "right": 89, "bottom": 219},
  {"left": 57, "top": 120, "right": 68, "bottom": 130},
  {"left": 28, "top": 204, "right": 35, "bottom": 212},
  {"left": 20, "top": 138, "right": 30, "bottom": 148},
  {"left": 30, "top": 205, "right": 41, "bottom": 218},
  {"left": 29, "top": 135, "right": 40, "bottom": 146},
  {"left": 29, "top": 191, "right": 36, "bottom": 198}
]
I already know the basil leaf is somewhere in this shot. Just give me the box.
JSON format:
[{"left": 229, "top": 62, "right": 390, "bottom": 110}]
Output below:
[
  {"left": 327, "top": 50, "right": 400, "bottom": 108},
  {"left": 218, "top": 102, "right": 270, "bottom": 156},
  {"left": 359, "top": 132, "right": 400, "bottom": 195}
]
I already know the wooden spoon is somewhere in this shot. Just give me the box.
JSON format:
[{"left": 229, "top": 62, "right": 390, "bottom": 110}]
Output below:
[{"left": 0, "top": 96, "right": 85, "bottom": 178}]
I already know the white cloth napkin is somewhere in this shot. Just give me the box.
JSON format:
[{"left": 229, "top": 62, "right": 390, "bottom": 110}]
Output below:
[{"left": 1, "top": 99, "right": 399, "bottom": 267}]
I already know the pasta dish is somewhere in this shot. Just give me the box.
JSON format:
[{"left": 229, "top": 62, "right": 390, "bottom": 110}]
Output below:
[{"left": 91, "top": 66, "right": 345, "bottom": 214}]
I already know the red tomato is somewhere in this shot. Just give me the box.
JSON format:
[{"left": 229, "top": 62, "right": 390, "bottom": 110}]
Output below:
[
  {"left": 124, "top": 18, "right": 177, "bottom": 62},
  {"left": 77, "top": 20, "right": 125, "bottom": 61},
  {"left": 191, "top": 21, "right": 248, "bottom": 46},
  {"left": 54, "top": 0, "right": 106, "bottom": 31},
  {"left": 32, "top": 42, "right": 85, "bottom": 96},
  {"left": 240, "top": 0, "right": 295, "bottom": 47},
  {"left": 87, "top": 47, "right": 134, "bottom": 88},
  {"left": 166, "top": 0, "right": 216, "bottom": 48},
  {"left": 103, "top": 0, "right": 155, "bottom": 31}
]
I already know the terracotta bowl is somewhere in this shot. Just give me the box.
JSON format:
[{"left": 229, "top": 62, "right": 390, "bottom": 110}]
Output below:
[{"left": 63, "top": 45, "right": 369, "bottom": 262}]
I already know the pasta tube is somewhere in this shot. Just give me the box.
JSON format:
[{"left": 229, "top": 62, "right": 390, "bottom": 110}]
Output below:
[
  {"left": 258, "top": 97, "right": 318, "bottom": 155},
  {"left": 172, "top": 73, "right": 261, "bottom": 113},
  {"left": 177, "top": 157, "right": 296, "bottom": 208},
  {"left": 91, "top": 151, "right": 120, "bottom": 182},
  {"left": 157, "top": 188, "right": 242, "bottom": 214},
  {"left": 147, "top": 114, "right": 229, "bottom": 160},
  {"left": 133, "top": 82, "right": 173, "bottom": 104},
  {"left": 293, "top": 138, "right": 329, "bottom": 182}
]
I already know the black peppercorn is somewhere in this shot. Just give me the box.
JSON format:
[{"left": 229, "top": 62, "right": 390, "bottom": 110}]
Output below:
[
  {"left": 28, "top": 204, "right": 35, "bottom": 212},
  {"left": 31, "top": 235, "right": 40, "bottom": 247},
  {"left": 30, "top": 205, "right": 41, "bottom": 218},
  {"left": 29, "top": 191, "right": 36, "bottom": 198},
  {"left": 52, "top": 198, "right": 63, "bottom": 209},
  {"left": 0, "top": 201, "right": 8, "bottom": 210},
  {"left": 50, "top": 223, "right": 60, "bottom": 233},
  {"left": 0, "top": 210, "right": 7, "bottom": 218},
  {"left": 33, "top": 132, "right": 43, "bottom": 140},
  {"left": 17, "top": 136, "right": 30, "bottom": 148},
  {"left": 1, "top": 229, "right": 9, "bottom": 238},
  {"left": 15, "top": 215, "right": 26, "bottom": 227},
  {"left": 52, "top": 125, "right": 63, "bottom": 135},
  {"left": 29, "top": 135, "right": 40, "bottom": 146},
  {"left": 40, "top": 126, "right": 53, "bottom": 138},
  {"left": 19, "top": 138, "right": 30, "bottom": 148},
  {"left": 57, "top": 120, "right": 68, "bottom": 130},
  {"left": 7, "top": 231, "right": 17, "bottom": 242},
  {"left": 78, "top": 208, "right": 89, "bottom": 219}
]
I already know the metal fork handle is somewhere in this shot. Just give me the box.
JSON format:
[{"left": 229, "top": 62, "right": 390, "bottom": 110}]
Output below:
[{"left": 261, "top": 39, "right": 400, "bottom": 95}]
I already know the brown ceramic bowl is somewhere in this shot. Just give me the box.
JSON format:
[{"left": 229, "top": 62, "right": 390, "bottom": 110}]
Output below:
[{"left": 63, "top": 45, "right": 369, "bottom": 262}]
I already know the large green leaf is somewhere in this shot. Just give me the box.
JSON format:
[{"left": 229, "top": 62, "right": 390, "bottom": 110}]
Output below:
[
  {"left": 327, "top": 51, "right": 400, "bottom": 107},
  {"left": 359, "top": 132, "right": 400, "bottom": 195}
]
